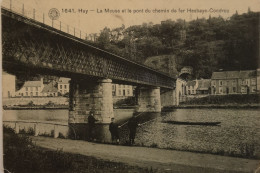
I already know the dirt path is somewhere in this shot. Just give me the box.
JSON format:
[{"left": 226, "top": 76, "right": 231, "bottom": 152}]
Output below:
[{"left": 31, "top": 136, "right": 260, "bottom": 173}]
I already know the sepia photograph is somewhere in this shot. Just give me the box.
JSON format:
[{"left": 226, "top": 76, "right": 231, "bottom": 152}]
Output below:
[{"left": 1, "top": 0, "right": 260, "bottom": 172}]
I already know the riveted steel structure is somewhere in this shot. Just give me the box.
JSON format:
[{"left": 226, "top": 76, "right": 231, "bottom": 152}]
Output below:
[{"left": 2, "top": 8, "right": 176, "bottom": 89}]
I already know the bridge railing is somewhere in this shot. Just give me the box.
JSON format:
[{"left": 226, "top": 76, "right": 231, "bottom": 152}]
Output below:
[{"left": 1, "top": 0, "right": 89, "bottom": 40}]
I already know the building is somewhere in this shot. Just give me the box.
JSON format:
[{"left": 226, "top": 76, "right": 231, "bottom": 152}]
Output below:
[
  {"left": 186, "top": 79, "right": 211, "bottom": 95},
  {"left": 175, "top": 78, "right": 187, "bottom": 104},
  {"left": 2, "top": 72, "right": 16, "bottom": 98},
  {"left": 57, "top": 77, "right": 70, "bottom": 95},
  {"left": 211, "top": 70, "right": 257, "bottom": 95},
  {"left": 16, "top": 78, "right": 44, "bottom": 97},
  {"left": 196, "top": 79, "right": 211, "bottom": 95},
  {"left": 186, "top": 80, "right": 197, "bottom": 95},
  {"left": 42, "top": 81, "right": 58, "bottom": 97},
  {"left": 112, "top": 84, "right": 133, "bottom": 96}
]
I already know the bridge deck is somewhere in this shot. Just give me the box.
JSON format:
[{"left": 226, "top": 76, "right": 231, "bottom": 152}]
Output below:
[{"left": 2, "top": 7, "right": 176, "bottom": 89}]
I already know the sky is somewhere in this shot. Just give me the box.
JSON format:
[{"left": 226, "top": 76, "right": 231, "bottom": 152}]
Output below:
[{"left": 2, "top": 0, "right": 260, "bottom": 34}]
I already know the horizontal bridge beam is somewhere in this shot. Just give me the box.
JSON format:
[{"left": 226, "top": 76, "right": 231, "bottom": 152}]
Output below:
[{"left": 2, "top": 8, "right": 175, "bottom": 89}]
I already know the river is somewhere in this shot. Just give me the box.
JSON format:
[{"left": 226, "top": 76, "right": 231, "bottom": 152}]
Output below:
[{"left": 3, "top": 108, "right": 260, "bottom": 158}]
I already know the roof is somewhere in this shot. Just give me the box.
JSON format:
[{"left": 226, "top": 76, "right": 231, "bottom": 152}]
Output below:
[
  {"left": 42, "top": 81, "right": 58, "bottom": 93},
  {"left": 197, "top": 79, "right": 211, "bottom": 90},
  {"left": 23, "top": 81, "right": 42, "bottom": 87},
  {"left": 186, "top": 80, "right": 196, "bottom": 87},
  {"left": 58, "top": 77, "right": 70, "bottom": 84},
  {"left": 211, "top": 70, "right": 256, "bottom": 80}
]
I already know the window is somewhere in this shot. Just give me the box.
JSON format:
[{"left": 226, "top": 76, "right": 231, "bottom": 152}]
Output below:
[
  {"left": 233, "top": 87, "right": 236, "bottom": 93},
  {"left": 64, "top": 85, "right": 67, "bottom": 89},
  {"left": 127, "top": 89, "right": 130, "bottom": 95},
  {"left": 241, "top": 87, "right": 245, "bottom": 93},
  {"left": 251, "top": 78, "right": 256, "bottom": 85},
  {"left": 219, "top": 81, "right": 223, "bottom": 86},
  {"left": 26, "top": 92, "right": 28, "bottom": 96},
  {"left": 232, "top": 80, "right": 236, "bottom": 86},
  {"left": 219, "top": 87, "right": 222, "bottom": 93},
  {"left": 36, "top": 92, "right": 38, "bottom": 96},
  {"left": 26, "top": 87, "right": 28, "bottom": 91},
  {"left": 252, "top": 86, "right": 256, "bottom": 92},
  {"left": 60, "top": 85, "right": 62, "bottom": 89},
  {"left": 118, "top": 90, "right": 121, "bottom": 95},
  {"left": 36, "top": 87, "right": 38, "bottom": 91}
]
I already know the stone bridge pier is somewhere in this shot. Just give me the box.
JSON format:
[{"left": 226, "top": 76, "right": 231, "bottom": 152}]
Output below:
[
  {"left": 68, "top": 78, "right": 113, "bottom": 142},
  {"left": 136, "top": 87, "right": 161, "bottom": 112},
  {"left": 67, "top": 79, "right": 175, "bottom": 141}
]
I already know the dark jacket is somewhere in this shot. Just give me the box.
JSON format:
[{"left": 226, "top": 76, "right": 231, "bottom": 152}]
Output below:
[
  {"left": 109, "top": 122, "right": 119, "bottom": 137},
  {"left": 88, "top": 115, "right": 96, "bottom": 125},
  {"left": 128, "top": 117, "right": 138, "bottom": 131}
]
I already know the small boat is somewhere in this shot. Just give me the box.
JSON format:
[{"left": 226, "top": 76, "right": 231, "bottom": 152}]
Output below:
[{"left": 163, "top": 121, "right": 221, "bottom": 126}]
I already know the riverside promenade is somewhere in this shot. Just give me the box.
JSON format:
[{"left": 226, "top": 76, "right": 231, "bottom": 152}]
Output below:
[{"left": 32, "top": 136, "right": 260, "bottom": 173}]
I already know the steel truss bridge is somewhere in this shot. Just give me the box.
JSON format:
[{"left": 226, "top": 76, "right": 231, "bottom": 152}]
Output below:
[{"left": 2, "top": 7, "right": 176, "bottom": 89}]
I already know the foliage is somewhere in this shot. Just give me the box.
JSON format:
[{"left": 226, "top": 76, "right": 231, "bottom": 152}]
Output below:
[{"left": 91, "top": 11, "right": 259, "bottom": 78}]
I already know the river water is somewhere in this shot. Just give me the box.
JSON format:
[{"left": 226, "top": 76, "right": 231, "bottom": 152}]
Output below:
[{"left": 3, "top": 108, "right": 260, "bottom": 158}]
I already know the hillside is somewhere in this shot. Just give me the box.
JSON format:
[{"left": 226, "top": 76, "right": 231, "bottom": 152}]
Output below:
[{"left": 91, "top": 11, "right": 259, "bottom": 78}]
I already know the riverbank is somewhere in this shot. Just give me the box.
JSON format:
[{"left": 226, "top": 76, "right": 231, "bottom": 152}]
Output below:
[
  {"left": 162, "top": 94, "right": 260, "bottom": 110},
  {"left": 31, "top": 136, "right": 260, "bottom": 173},
  {"left": 3, "top": 127, "right": 151, "bottom": 173},
  {"left": 5, "top": 128, "right": 259, "bottom": 173},
  {"left": 163, "top": 104, "right": 260, "bottom": 111},
  {"left": 2, "top": 105, "right": 136, "bottom": 110},
  {"left": 3, "top": 105, "right": 68, "bottom": 110}
]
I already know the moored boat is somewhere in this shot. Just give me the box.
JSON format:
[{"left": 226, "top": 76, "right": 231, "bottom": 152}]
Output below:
[{"left": 163, "top": 120, "right": 221, "bottom": 126}]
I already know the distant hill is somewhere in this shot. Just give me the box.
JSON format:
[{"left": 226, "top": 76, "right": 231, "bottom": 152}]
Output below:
[{"left": 144, "top": 55, "right": 179, "bottom": 78}]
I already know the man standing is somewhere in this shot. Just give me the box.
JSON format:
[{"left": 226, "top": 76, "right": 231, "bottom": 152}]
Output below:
[
  {"left": 88, "top": 112, "right": 97, "bottom": 141},
  {"left": 128, "top": 113, "right": 139, "bottom": 145},
  {"left": 109, "top": 118, "right": 120, "bottom": 144}
]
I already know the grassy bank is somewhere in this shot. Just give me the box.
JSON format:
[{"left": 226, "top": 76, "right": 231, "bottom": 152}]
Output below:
[
  {"left": 182, "top": 94, "right": 260, "bottom": 105},
  {"left": 3, "top": 126, "right": 155, "bottom": 173}
]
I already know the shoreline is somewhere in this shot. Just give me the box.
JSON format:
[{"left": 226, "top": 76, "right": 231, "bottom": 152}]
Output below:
[
  {"left": 3, "top": 105, "right": 69, "bottom": 110},
  {"left": 3, "top": 104, "right": 260, "bottom": 110},
  {"left": 163, "top": 104, "right": 260, "bottom": 110},
  {"left": 3, "top": 105, "right": 137, "bottom": 110}
]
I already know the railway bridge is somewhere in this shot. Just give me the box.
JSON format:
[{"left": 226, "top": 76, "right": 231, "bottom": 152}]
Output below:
[{"left": 2, "top": 5, "right": 177, "bottom": 140}]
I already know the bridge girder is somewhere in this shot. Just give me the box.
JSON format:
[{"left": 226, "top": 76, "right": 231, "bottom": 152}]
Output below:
[{"left": 2, "top": 8, "right": 175, "bottom": 89}]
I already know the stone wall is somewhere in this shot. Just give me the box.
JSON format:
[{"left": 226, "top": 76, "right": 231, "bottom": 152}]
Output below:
[{"left": 2, "top": 97, "right": 69, "bottom": 106}]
